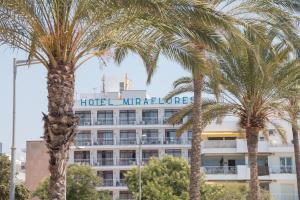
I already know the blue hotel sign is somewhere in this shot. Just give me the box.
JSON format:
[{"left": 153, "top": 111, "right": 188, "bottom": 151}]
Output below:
[{"left": 80, "top": 96, "right": 194, "bottom": 107}]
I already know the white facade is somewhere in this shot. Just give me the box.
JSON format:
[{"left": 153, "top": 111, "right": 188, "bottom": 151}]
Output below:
[{"left": 69, "top": 90, "right": 298, "bottom": 200}]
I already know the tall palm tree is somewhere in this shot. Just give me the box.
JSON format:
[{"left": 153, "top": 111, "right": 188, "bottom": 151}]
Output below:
[
  {"left": 166, "top": 30, "right": 300, "bottom": 200},
  {"left": 0, "top": 1, "right": 209, "bottom": 199}
]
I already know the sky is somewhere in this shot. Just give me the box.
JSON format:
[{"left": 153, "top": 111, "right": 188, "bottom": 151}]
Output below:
[{"left": 0, "top": 46, "right": 189, "bottom": 159}]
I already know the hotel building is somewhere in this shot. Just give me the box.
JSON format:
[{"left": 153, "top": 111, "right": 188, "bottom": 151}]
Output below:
[{"left": 69, "top": 79, "right": 298, "bottom": 200}]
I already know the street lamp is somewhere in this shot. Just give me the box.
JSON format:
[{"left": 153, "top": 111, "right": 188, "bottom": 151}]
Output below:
[
  {"left": 138, "top": 134, "right": 146, "bottom": 200},
  {"left": 9, "top": 58, "right": 40, "bottom": 200}
]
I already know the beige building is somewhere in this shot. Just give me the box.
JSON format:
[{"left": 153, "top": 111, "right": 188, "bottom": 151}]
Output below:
[{"left": 25, "top": 140, "right": 49, "bottom": 199}]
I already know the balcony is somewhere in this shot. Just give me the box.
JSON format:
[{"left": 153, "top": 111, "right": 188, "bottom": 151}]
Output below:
[
  {"left": 94, "top": 138, "right": 114, "bottom": 145},
  {"left": 94, "top": 158, "right": 114, "bottom": 166},
  {"left": 75, "top": 139, "right": 92, "bottom": 146},
  {"left": 94, "top": 118, "right": 114, "bottom": 125},
  {"left": 203, "top": 140, "right": 236, "bottom": 148},
  {"left": 118, "top": 158, "right": 137, "bottom": 166},
  {"left": 142, "top": 137, "right": 161, "bottom": 145},
  {"left": 202, "top": 166, "right": 237, "bottom": 174},
  {"left": 74, "top": 158, "right": 90, "bottom": 165}
]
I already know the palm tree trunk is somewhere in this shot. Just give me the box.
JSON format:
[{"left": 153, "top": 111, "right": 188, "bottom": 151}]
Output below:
[
  {"left": 292, "top": 125, "right": 300, "bottom": 199},
  {"left": 246, "top": 127, "right": 260, "bottom": 200},
  {"left": 189, "top": 73, "right": 203, "bottom": 200},
  {"left": 43, "top": 64, "right": 78, "bottom": 200}
]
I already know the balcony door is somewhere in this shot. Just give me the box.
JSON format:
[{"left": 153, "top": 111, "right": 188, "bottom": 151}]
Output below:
[
  {"left": 119, "top": 110, "right": 136, "bottom": 125},
  {"left": 75, "top": 111, "right": 91, "bottom": 126},
  {"left": 97, "top": 130, "right": 113, "bottom": 145}
]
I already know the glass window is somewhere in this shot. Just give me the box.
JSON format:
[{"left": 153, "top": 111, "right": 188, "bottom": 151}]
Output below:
[
  {"left": 96, "top": 110, "right": 113, "bottom": 125},
  {"left": 119, "top": 110, "right": 136, "bottom": 124},
  {"left": 142, "top": 110, "right": 158, "bottom": 124},
  {"left": 75, "top": 111, "right": 91, "bottom": 126}
]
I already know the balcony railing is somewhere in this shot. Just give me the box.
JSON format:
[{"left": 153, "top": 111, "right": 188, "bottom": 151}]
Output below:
[
  {"left": 164, "top": 137, "right": 183, "bottom": 144},
  {"left": 94, "top": 138, "right": 114, "bottom": 145},
  {"left": 119, "top": 138, "right": 137, "bottom": 145},
  {"left": 202, "top": 166, "right": 237, "bottom": 174},
  {"left": 75, "top": 139, "right": 92, "bottom": 146},
  {"left": 269, "top": 166, "right": 294, "bottom": 174},
  {"left": 100, "top": 179, "right": 114, "bottom": 187},
  {"left": 95, "top": 158, "right": 114, "bottom": 166},
  {"left": 203, "top": 140, "right": 236, "bottom": 148},
  {"left": 118, "top": 158, "right": 137, "bottom": 166},
  {"left": 119, "top": 118, "right": 136, "bottom": 125},
  {"left": 77, "top": 117, "right": 184, "bottom": 126},
  {"left": 142, "top": 137, "right": 161, "bottom": 145},
  {"left": 116, "top": 179, "right": 127, "bottom": 187},
  {"left": 74, "top": 158, "right": 90, "bottom": 165},
  {"left": 94, "top": 118, "right": 113, "bottom": 125},
  {"left": 142, "top": 117, "right": 159, "bottom": 125},
  {"left": 78, "top": 118, "right": 92, "bottom": 126}
]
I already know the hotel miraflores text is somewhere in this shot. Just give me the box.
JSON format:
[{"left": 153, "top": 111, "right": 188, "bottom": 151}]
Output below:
[{"left": 80, "top": 96, "right": 194, "bottom": 106}]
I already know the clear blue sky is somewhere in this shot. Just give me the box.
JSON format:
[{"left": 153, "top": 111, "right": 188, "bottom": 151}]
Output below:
[{"left": 0, "top": 46, "right": 189, "bottom": 157}]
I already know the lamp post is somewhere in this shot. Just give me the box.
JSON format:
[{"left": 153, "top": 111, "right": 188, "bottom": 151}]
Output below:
[
  {"left": 138, "top": 134, "right": 146, "bottom": 200},
  {"left": 9, "top": 58, "right": 39, "bottom": 200}
]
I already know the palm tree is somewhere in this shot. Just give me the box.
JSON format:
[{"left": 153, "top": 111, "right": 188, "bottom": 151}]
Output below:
[
  {"left": 166, "top": 30, "right": 300, "bottom": 200},
  {"left": 0, "top": 1, "right": 209, "bottom": 199}
]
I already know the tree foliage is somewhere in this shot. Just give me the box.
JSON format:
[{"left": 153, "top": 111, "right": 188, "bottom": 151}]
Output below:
[
  {"left": 33, "top": 164, "right": 103, "bottom": 200},
  {"left": 124, "top": 156, "right": 265, "bottom": 200},
  {"left": 0, "top": 155, "right": 30, "bottom": 200}
]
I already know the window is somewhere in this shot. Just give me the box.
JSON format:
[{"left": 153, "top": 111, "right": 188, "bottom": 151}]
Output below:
[
  {"left": 164, "top": 109, "right": 181, "bottom": 124},
  {"left": 74, "top": 151, "right": 90, "bottom": 164},
  {"left": 142, "top": 150, "right": 159, "bottom": 163},
  {"left": 97, "top": 151, "right": 113, "bottom": 166},
  {"left": 96, "top": 110, "right": 113, "bottom": 125},
  {"left": 280, "top": 157, "right": 292, "bottom": 173},
  {"left": 119, "top": 110, "right": 136, "bottom": 125},
  {"left": 97, "top": 130, "right": 113, "bottom": 145},
  {"left": 268, "top": 129, "right": 275, "bottom": 136},
  {"left": 75, "top": 111, "right": 91, "bottom": 126},
  {"left": 142, "top": 109, "right": 158, "bottom": 124},
  {"left": 119, "top": 150, "right": 136, "bottom": 165},
  {"left": 165, "top": 129, "right": 181, "bottom": 144},
  {"left": 75, "top": 131, "right": 91, "bottom": 146},
  {"left": 120, "top": 130, "right": 136, "bottom": 145},
  {"left": 165, "top": 149, "right": 181, "bottom": 157},
  {"left": 97, "top": 171, "right": 113, "bottom": 186},
  {"left": 142, "top": 129, "right": 160, "bottom": 144}
]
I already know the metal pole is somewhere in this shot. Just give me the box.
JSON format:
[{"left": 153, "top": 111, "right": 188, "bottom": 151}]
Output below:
[
  {"left": 9, "top": 58, "right": 17, "bottom": 200},
  {"left": 138, "top": 136, "right": 142, "bottom": 200}
]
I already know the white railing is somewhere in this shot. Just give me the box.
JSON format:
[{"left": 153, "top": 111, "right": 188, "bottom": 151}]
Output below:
[
  {"left": 272, "top": 193, "right": 298, "bottom": 200},
  {"left": 119, "top": 117, "right": 136, "bottom": 125},
  {"left": 116, "top": 179, "right": 127, "bottom": 187},
  {"left": 203, "top": 140, "right": 236, "bottom": 148},
  {"left": 164, "top": 137, "right": 183, "bottom": 145},
  {"left": 202, "top": 166, "right": 237, "bottom": 174},
  {"left": 78, "top": 118, "right": 92, "bottom": 126}
]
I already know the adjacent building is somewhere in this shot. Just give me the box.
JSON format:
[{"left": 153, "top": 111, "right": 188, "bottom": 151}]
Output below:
[{"left": 69, "top": 78, "right": 298, "bottom": 200}]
